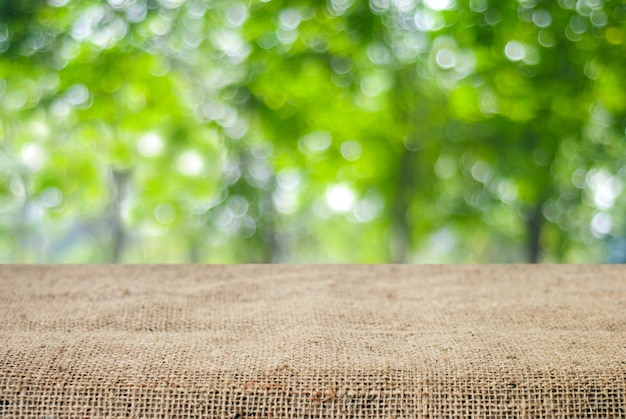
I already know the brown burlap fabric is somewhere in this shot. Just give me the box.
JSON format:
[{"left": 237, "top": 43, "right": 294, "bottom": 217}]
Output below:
[{"left": 1, "top": 265, "right": 625, "bottom": 418}]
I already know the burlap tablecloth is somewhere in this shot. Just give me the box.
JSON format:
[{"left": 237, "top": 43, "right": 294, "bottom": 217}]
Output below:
[{"left": 1, "top": 265, "right": 625, "bottom": 418}]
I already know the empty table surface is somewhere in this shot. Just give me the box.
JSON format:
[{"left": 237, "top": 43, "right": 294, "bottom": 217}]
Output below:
[{"left": 1, "top": 265, "right": 625, "bottom": 418}]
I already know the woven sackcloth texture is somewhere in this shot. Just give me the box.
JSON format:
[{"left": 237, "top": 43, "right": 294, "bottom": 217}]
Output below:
[{"left": 1, "top": 265, "right": 626, "bottom": 418}]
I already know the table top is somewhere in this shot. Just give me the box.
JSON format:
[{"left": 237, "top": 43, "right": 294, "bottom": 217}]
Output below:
[{"left": 1, "top": 265, "right": 625, "bottom": 417}]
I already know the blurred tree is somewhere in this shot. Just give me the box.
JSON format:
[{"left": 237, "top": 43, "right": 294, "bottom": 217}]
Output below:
[{"left": 0, "top": 0, "right": 625, "bottom": 263}]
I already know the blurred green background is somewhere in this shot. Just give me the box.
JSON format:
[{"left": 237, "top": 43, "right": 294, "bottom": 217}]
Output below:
[{"left": 1, "top": 0, "right": 625, "bottom": 263}]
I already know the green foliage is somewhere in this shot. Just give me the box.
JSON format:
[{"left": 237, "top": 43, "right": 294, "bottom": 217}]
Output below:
[{"left": 1, "top": 0, "right": 625, "bottom": 262}]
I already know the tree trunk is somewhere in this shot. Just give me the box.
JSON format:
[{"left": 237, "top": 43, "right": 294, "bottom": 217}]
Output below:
[
  {"left": 107, "top": 169, "right": 130, "bottom": 263},
  {"left": 188, "top": 234, "right": 201, "bottom": 263},
  {"left": 390, "top": 147, "right": 418, "bottom": 263},
  {"left": 388, "top": 67, "right": 425, "bottom": 264},
  {"left": 526, "top": 202, "right": 544, "bottom": 263}
]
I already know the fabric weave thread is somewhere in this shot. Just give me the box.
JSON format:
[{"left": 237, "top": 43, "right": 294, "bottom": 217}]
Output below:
[{"left": 1, "top": 265, "right": 625, "bottom": 418}]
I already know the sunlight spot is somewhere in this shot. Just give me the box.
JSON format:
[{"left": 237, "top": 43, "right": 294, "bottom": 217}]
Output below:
[
  {"left": 367, "top": 43, "right": 391, "bottom": 65},
  {"left": 277, "top": 169, "right": 301, "bottom": 191},
  {"left": 276, "top": 27, "right": 298, "bottom": 45},
  {"left": 569, "top": 15, "right": 587, "bottom": 35},
  {"left": 248, "top": 160, "right": 272, "bottom": 183},
  {"left": 586, "top": 169, "right": 622, "bottom": 210},
  {"left": 48, "top": 0, "right": 70, "bottom": 6},
  {"left": 591, "top": 211, "right": 612, "bottom": 237},
  {"left": 299, "top": 131, "right": 332, "bottom": 154},
  {"left": 504, "top": 41, "right": 525, "bottom": 62},
  {"left": 370, "top": 0, "right": 390, "bottom": 13},
  {"left": 273, "top": 170, "right": 301, "bottom": 213},
  {"left": 71, "top": 18, "right": 92, "bottom": 41},
  {"left": 273, "top": 189, "right": 299, "bottom": 214},
  {"left": 10, "top": 177, "right": 25, "bottom": 198},
  {"left": 434, "top": 155, "right": 457, "bottom": 179},
  {"left": 227, "top": 195, "right": 249, "bottom": 217},
  {"left": 226, "top": 3, "right": 249, "bottom": 27},
  {"left": 435, "top": 48, "right": 456, "bottom": 69},
  {"left": 331, "top": 57, "right": 352, "bottom": 75},
  {"left": 108, "top": 0, "right": 130, "bottom": 7},
  {"left": 21, "top": 144, "right": 46, "bottom": 172},
  {"left": 176, "top": 150, "right": 204, "bottom": 176},
  {"left": 538, "top": 29, "right": 555, "bottom": 47},
  {"left": 3, "top": 90, "right": 27, "bottom": 111},
  {"left": 340, "top": 141, "right": 362, "bottom": 161},
  {"left": 532, "top": 9, "right": 552, "bottom": 28},
  {"left": 424, "top": 0, "right": 456, "bottom": 11},
  {"left": 50, "top": 99, "right": 71, "bottom": 118},
  {"left": 326, "top": 184, "right": 356, "bottom": 213},
  {"left": 393, "top": 0, "right": 415, "bottom": 13},
  {"left": 360, "top": 73, "right": 392, "bottom": 97},
  {"left": 328, "top": 0, "right": 354, "bottom": 16},
  {"left": 353, "top": 190, "right": 383, "bottom": 222},
  {"left": 471, "top": 160, "right": 491, "bottom": 183},
  {"left": 91, "top": 27, "right": 116, "bottom": 48},
  {"left": 280, "top": 8, "right": 302, "bottom": 30},
  {"left": 430, "top": 228, "right": 456, "bottom": 253},
  {"left": 65, "top": 84, "right": 89, "bottom": 107},
  {"left": 414, "top": 10, "right": 445, "bottom": 31},
  {"left": 558, "top": 0, "right": 576, "bottom": 9},
  {"left": 240, "top": 216, "right": 256, "bottom": 238},
  {"left": 496, "top": 180, "right": 517, "bottom": 203},
  {"left": 39, "top": 187, "right": 63, "bottom": 209},
  {"left": 590, "top": 9, "right": 607, "bottom": 27},
  {"left": 138, "top": 133, "right": 164, "bottom": 157},
  {"left": 158, "top": 0, "right": 186, "bottom": 9},
  {"left": 154, "top": 203, "right": 176, "bottom": 224},
  {"left": 479, "top": 91, "right": 498, "bottom": 114},
  {"left": 212, "top": 29, "right": 250, "bottom": 63},
  {"left": 149, "top": 16, "right": 171, "bottom": 36},
  {"left": 126, "top": 2, "right": 147, "bottom": 22},
  {"left": 469, "top": 0, "right": 487, "bottom": 12}
]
